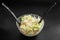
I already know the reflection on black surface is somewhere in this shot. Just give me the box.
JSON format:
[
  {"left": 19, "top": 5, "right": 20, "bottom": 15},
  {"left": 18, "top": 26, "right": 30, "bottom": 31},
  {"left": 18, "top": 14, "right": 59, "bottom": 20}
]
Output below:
[{"left": 19, "top": 32, "right": 37, "bottom": 40}]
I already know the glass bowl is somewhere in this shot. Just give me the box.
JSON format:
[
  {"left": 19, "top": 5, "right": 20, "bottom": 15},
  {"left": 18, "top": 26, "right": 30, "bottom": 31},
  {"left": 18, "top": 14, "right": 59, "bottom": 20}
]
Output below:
[{"left": 16, "top": 14, "right": 44, "bottom": 37}]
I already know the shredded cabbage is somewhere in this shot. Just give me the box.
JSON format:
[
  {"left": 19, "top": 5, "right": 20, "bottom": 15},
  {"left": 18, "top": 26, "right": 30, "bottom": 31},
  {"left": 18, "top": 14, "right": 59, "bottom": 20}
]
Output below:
[{"left": 20, "top": 14, "right": 41, "bottom": 35}]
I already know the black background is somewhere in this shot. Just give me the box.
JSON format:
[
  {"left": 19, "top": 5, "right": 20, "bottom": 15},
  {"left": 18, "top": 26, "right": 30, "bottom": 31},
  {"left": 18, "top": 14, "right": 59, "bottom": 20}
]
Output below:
[{"left": 0, "top": 0, "right": 60, "bottom": 40}]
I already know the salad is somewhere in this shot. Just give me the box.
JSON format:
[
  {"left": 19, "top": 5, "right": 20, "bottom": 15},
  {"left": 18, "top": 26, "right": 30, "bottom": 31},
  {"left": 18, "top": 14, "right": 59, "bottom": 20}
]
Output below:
[{"left": 18, "top": 14, "right": 44, "bottom": 36}]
